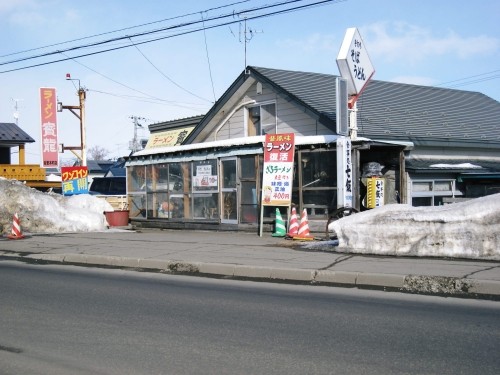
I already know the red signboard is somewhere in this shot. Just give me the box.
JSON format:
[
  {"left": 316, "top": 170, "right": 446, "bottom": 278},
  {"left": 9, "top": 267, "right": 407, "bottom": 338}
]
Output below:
[
  {"left": 261, "top": 133, "right": 295, "bottom": 206},
  {"left": 40, "top": 87, "right": 59, "bottom": 168}
]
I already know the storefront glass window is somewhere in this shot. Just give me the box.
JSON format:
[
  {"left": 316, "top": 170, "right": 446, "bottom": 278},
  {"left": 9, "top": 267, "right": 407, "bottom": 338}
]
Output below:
[
  {"left": 299, "top": 149, "right": 337, "bottom": 218},
  {"left": 128, "top": 165, "right": 146, "bottom": 192},
  {"left": 192, "top": 160, "right": 218, "bottom": 192}
]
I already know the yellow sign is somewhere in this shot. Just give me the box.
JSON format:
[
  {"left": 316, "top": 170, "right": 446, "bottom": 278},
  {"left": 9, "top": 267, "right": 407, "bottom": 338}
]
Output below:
[{"left": 145, "top": 126, "right": 195, "bottom": 149}]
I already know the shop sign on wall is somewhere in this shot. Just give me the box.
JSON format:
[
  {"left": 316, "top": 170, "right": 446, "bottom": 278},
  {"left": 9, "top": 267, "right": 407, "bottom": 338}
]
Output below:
[
  {"left": 193, "top": 165, "right": 218, "bottom": 189},
  {"left": 145, "top": 126, "right": 195, "bottom": 149},
  {"left": 366, "top": 177, "right": 385, "bottom": 208},
  {"left": 336, "top": 137, "right": 353, "bottom": 208},
  {"left": 40, "top": 87, "right": 59, "bottom": 168},
  {"left": 61, "top": 166, "right": 88, "bottom": 196},
  {"left": 261, "top": 133, "right": 295, "bottom": 206}
]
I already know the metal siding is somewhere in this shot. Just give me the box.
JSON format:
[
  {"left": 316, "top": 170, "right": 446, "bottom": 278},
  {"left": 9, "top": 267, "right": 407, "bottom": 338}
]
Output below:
[{"left": 250, "top": 66, "right": 500, "bottom": 147}]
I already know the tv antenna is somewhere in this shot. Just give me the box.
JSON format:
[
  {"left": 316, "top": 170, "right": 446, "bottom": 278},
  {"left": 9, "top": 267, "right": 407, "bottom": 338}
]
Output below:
[{"left": 238, "top": 16, "right": 262, "bottom": 73}]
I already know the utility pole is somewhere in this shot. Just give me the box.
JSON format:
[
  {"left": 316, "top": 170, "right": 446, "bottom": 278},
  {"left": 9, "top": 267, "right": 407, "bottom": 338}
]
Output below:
[
  {"left": 11, "top": 98, "right": 23, "bottom": 126},
  {"left": 58, "top": 74, "right": 87, "bottom": 166},
  {"left": 129, "top": 115, "right": 146, "bottom": 153}
]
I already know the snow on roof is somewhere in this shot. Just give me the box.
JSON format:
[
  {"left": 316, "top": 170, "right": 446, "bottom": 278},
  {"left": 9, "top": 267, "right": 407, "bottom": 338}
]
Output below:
[
  {"left": 130, "top": 135, "right": 342, "bottom": 158},
  {"left": 429, "top": 163, "right": 482, "bottom": 169}
]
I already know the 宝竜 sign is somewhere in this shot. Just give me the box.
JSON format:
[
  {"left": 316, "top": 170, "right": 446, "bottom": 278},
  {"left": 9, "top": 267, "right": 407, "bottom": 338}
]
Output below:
[
  {"left": 261, "top": 133, "right": 295, "bottom": 206},
  {"left": 40, "top": 87, "right": 59, "bottom": 168}
]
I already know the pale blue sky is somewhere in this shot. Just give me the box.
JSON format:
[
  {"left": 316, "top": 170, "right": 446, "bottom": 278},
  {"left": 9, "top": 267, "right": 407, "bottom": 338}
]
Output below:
[{"left": 1, "top": 0, "right": 499, "bottom": 164}]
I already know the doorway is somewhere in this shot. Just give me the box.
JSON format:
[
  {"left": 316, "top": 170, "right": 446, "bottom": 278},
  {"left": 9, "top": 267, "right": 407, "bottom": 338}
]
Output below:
[{"left": 220, "top": 158, "right": 238, "bottom": 224}]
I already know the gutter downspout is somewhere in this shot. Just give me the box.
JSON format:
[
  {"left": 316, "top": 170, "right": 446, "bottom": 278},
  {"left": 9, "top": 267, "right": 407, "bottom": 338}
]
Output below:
[{"left": 214, "top": 100, "right": 256, "bottom": 141}]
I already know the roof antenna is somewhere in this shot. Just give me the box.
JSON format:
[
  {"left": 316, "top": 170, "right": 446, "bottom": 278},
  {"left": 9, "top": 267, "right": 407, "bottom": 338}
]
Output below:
[{"left": 238, "top": 16, "right": 262, "bottom": 74}]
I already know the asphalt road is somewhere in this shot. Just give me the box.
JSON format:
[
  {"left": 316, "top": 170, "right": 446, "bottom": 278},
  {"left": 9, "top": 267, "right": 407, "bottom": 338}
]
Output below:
[{"left": 1, "top": 261, "right": 499, "bottom": 375}]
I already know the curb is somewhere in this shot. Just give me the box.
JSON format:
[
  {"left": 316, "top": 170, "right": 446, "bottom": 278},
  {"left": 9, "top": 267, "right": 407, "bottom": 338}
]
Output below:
[{"left": 4, "top": 253, "right": 500, "bottom": 300}]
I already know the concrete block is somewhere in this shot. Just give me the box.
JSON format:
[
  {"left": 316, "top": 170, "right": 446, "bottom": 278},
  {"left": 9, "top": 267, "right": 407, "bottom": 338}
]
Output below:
[
  {"left": 356, "top": 272, "right": 406, "bottom": 288},
  {"left": 198, "top": 262, "right": 235, "bottom": 276},
  {"left": 62, "top": 254, "right": 88, "bottom": 264},
  {"left": 138, "top": 258, "right": 172, "bottom": 270},
  {"left": 469, "top": 279, "right": 500, "bottom": 296},
  {"left": 27, "top": 254, "right": 66, "bottom": 262},
  {"left": 233, "top": 265, "right": 273, "bottom": 279},
  {"left": 330, "top": 271, "right": 358, "bottom": 285},
  {"left": 270, "top": 268, "right": 314, "bottom": 281},
  {"left": 111, "top": 257, "right": 140, "bottom": 268}
]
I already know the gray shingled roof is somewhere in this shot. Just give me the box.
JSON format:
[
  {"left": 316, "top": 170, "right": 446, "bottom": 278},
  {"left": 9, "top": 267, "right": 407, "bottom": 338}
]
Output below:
[
  {"left": 0, "top": 122, "right": 35, "bottom": 145},
  {"left": 250, "top": 66, "right": 500, "bottom": 148}
]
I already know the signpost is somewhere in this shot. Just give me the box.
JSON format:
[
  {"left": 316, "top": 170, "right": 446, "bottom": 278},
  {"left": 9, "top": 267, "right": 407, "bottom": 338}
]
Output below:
[
  {"left": 336, "top": 137, "right": 353, "bottom": 208},
  {"left": 61, "top": 166, "right": 89, "bottom": 196},
  {"left": 40, "top": 87, "right": 59, "bottom": 168},
  {"left": 336, "top": 27, "right": 375, "bottom": 98},
  {"left": 259, "top": 133, "right": 295, "bottom": 236}
]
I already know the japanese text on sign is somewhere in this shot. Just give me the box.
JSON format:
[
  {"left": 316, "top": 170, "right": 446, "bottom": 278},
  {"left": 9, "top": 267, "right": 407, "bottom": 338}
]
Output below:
[
  {"left": 262, "top": 133, "right": 295, "bottom": 206},
  {"left": 40, "top": 87, "right": 59, "bottom": 168},
  {"left": 336, "top": 27, "right": 375, "bottom": 96},
  {"left": 61, "top": 167, "right": 89, "bottom": 196}
]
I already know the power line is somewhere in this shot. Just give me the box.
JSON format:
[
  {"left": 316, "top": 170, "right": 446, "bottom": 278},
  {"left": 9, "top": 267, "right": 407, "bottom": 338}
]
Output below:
[
  {"left": 201, "top": 11, "right": 217, "bottom": 103},
  {"left": 0, "top": 0, "right": 339, "bottom": 73},
  {"left": 0, "top": 0, "right": 252, "bottom": 59},
  {"left": 127, "top": 37, "right": 212, "bottom": 103},
  {"left": 435, "top": 69, "right": 500, "bottom": 89}
]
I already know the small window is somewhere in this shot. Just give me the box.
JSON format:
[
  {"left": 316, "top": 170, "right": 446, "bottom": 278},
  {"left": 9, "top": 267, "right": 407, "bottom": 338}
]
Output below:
[{"left": 247, "top": 103, "right": 276, "bottom": 136}]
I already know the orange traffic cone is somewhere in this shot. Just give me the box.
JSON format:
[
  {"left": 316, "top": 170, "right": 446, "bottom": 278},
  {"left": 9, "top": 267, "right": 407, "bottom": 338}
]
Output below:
[
  {"left": 293, "top": 209, "right": 314, "bottom": 241},
  {"left": 7, "top": 212, "right": 25, "bottom": 240},
  {"left": 286, "top": 207, "right": 299, "bottom": 238}
]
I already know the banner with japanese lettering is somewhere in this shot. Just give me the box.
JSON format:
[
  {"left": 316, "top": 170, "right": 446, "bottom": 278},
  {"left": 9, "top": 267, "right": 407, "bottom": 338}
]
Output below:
[
  {"left": 61, "top": 166, "right": 89, "bottom": 196},
  {"left": 40, "top": 87, "right": 59, "bottom": 168},
  {"left": 261, "top": 133, "right": 295, "bottom": 206},
  {"left": 144, "top": 127, "right": 195, "bottom": 149},
  {"left": 336, "top": 137, "right": 353, "bottom": 208}
]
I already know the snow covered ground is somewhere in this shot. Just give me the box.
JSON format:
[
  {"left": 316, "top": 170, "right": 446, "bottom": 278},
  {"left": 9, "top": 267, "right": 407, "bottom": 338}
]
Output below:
[
  {"left": 326, "top": 193, "right": 500, "bottom": 260},
  {"left": 2, "top": 176, "right": 499, "bottom": 260},
  {"left": 0, "top": 177, "right": 112, "bottom": 235}
]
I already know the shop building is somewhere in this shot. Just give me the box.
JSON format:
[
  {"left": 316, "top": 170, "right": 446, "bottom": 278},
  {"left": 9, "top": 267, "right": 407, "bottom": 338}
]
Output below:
[{"left": 125, "top": 66, "right": 500, "bottom": 231}]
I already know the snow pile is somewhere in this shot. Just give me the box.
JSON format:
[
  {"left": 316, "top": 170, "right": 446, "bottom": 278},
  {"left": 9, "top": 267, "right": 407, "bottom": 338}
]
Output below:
[
  {"left": 328, "top": 193, "right": 500, "bottom": 260},
  {"left": 0, "top": 178, "right": 113, "bottom": 235}
]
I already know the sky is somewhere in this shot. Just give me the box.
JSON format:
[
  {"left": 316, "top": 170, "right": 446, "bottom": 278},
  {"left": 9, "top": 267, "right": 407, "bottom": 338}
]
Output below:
[
  {"left": 2, "top": 176, "right": 499, "bottom": 260},
  {"left": 1, "top": 0, "right": 499, "bottom": 165}
]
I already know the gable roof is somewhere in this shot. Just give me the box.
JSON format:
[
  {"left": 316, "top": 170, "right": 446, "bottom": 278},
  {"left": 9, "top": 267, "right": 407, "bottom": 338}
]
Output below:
[
  {"left": 0, "top": 122, "right": 35, "bottom": 146},
  {"left": 186, "top": 66, "right": 500, "bottom": 148},
  {"left": 250, "top": 66, "right": 500, "bottom": 148}
]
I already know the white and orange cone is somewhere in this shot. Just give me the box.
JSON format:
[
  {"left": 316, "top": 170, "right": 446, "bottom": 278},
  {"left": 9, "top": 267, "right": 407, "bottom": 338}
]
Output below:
[
  {"left": 7, "top": 212, "right": 25, "bottom": 240},
  {"left": 293, "top": 209, "right": 314, "bottom": 241},
  {"left": 286, "top": 207, "right": 299, "bottom": 238}
]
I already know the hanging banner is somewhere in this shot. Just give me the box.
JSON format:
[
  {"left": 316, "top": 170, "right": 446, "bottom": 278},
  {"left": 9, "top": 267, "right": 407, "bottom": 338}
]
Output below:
[
  {"left": 40, "top": 87, "right": 59, "bottom": 168},
  {"left": 261, "top": 133, "right": 295, "bottom": 206},
  {"left": 61, "top": 166, "right": 88, "bottom": 196},
  {"left": 336, "top": 137, "right": 353, "bottom": 208}
]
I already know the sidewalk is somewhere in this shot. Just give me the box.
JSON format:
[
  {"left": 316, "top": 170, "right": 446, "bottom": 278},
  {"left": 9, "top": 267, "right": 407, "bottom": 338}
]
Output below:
[{"left": 1, "top": 228, "right": 499, "bottom": 299}]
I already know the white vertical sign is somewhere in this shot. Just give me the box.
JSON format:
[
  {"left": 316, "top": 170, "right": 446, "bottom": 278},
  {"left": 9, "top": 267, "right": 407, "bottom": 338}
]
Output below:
[{"left": 336, "top": 137, "right": 353, "bottom": 208}]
